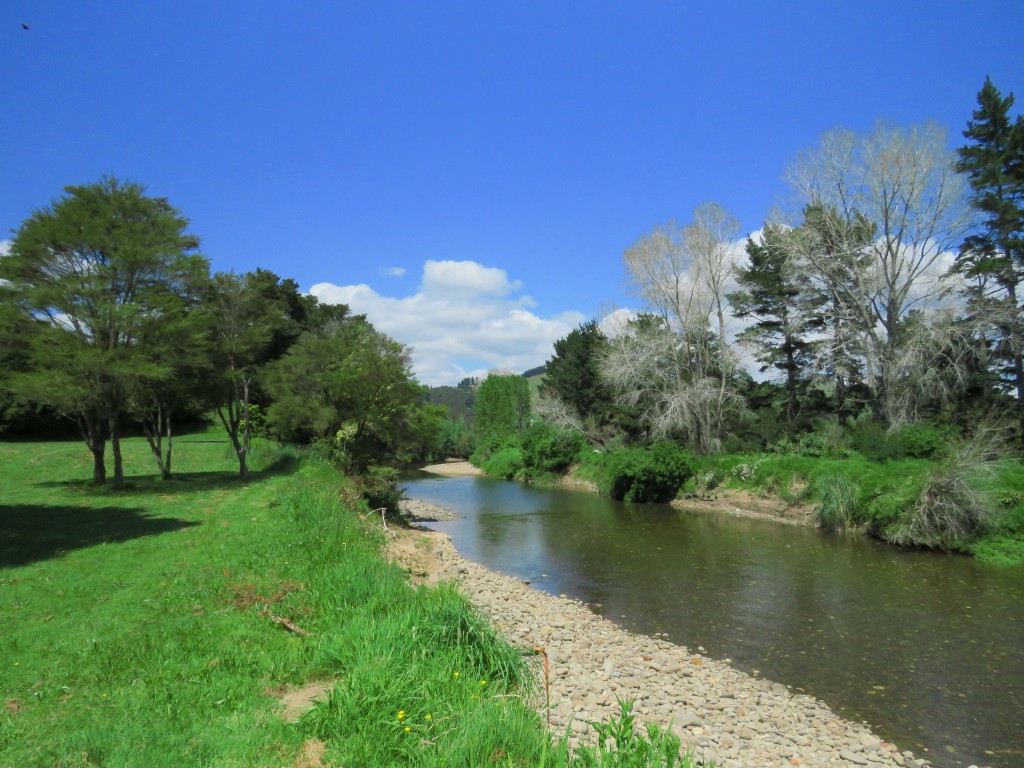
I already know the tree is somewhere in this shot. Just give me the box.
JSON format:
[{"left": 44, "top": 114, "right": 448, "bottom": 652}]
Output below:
[
  {"left": 729, "top": 223, "right": 826, "bottom": 432},
  {"left": 537, "top": 320, "right": 626, "bottom": 445},
  {"left": 0, "top": 178, "right": 207, "bottom": 484},
  {"left": 787, "top": 122, "right": 972, "bottom": 427},
  {"left": 611, "top": 204, "right": 745, "bottom": 453},
  {"left": 128, "top": 300, "right": 211, "bottom": 479},
  {"left": 954, "top": 77, "right": 1024, "bottom": 436},
  {"left": 261, "top": 318, "right": 439, "bottom": 472},
  {"left": 473, "top": 374, "right": 531, "bottom": 456}
]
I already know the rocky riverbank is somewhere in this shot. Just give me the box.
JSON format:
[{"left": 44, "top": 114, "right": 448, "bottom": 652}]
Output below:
[{"left": 388, "top": 501, "right": 972, "bottom": 768}]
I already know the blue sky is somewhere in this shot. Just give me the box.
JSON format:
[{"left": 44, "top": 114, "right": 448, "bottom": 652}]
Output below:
[{"left": 2, "top": 2, "right": 1022, "bottom": 385}]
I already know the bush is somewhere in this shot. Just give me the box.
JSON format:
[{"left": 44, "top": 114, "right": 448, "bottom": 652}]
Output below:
[
  {"left": 482, "top": 446, "right": 526, "bottom": 479},
  {"left": 589, "top": 442, "right": 697, "bottom": 503},
  {"left": 849, "top": 421, "right": 904, "bottom": 463},
  {"left": 893, "top": 422, "right": 954, "bottom": 459},
  {"left": 813, "top": 474, "right": 860, "bottom": 531},
  {"left": 520, "top": 423, "right": 587, "bottom": 477},
  {"left": 356, "top": 465, "right": 403, "bottom": 512},
  {"left": 882, "top": 432, "right": 1006, "bottom": 550}
]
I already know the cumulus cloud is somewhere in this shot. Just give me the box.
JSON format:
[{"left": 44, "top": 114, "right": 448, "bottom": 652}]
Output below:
[{"left": 309, "top": 259, "right": 585, "bottom": 386}]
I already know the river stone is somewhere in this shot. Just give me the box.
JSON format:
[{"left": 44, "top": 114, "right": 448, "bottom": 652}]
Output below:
[{"left": 409, "top": 525, "right": 925, "bottom": 767}]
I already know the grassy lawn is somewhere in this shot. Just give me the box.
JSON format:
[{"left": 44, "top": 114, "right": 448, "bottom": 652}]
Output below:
[
  {"left": 2, "top": 430, "right": 689, "bottom": 767},
  {"left": 0, "top": 431, "right": 321, "bottom": 766}
]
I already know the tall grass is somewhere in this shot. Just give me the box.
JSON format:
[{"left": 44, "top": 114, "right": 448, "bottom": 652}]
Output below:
[{"left": 812, "top": 473, "right": 860, "bottom": 531}]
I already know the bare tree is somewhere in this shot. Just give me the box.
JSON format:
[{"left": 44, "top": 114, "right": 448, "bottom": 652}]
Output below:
[
  {"left": 787, "top": 122, "right": 972, "bottom": 426},
  {"left": 608, "top": 203, "right": 745, "bottom": 453}
]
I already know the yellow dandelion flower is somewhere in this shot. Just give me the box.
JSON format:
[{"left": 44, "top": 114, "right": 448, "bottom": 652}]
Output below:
[
  {"left": 480, "top": 679, "right": 487, "bottom": 685},
  {"left": 453, "top": 671, "right": 459, "bottom": 677},
  {"left": 425, "top": 714, "right": 432, "bottom": 720},
  {"left": 404, "top": 726, "right": 411, "bottom": 732}
]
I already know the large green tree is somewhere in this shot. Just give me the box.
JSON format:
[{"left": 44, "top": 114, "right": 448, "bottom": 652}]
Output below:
[
  {"left": 473, "top": 374, "right": 531, "bottom": 455},
  {"left": 0, "top": 178, "right": 208, "bottom": 484},
  {"left": 954, "top": 77, "right": 1024, "bottom": 435},
  {"left": 261, "top": 317, "right": 439, "bottom": 472}
]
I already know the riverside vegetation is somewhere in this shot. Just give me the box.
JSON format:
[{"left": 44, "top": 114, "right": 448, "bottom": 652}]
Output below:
[
  {"left": 1, "top": 432, "right": 698, "bottom": 767},
  {"left": 470, "top": 416, "right": 1024, "bottom": 566}
]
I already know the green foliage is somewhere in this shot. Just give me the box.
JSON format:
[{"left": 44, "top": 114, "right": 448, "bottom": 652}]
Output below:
[
  {"left": 482, "top": 446, "right": 527, "bottom": 480},
  {"left": 728, "top": 223, "right": 826, "bottom": 432},
  {"left": 474, "top": 374, "right": 531, "bottom": 456},
  {"left": 892, "top": 422, "right": 954, "bottom": 459},
  {"left": 262, "top": 321, "right": 437, "bottom": 472},
  {"left": 812, "top": 474, "right": 860, "bottom": 531},
  {"left": 355, "top": 465, "right": 404, "bottom": 512},
  {"left": 582, "top": 442, "right": 697, "bottom": 503},
  {"left": 1, "top": 177, "right": 209, "bottom": 485},
  {"left": 849, "top": 421, "right": 905, "bottom": 463},
  {"left": 970, "top": 534, "right": 1024, "bottom": 565},
  {"left": 570, "top": 698, "right": 689, "bottom": 768},
  {"left": 541, "top": 320, "right": 626, "bottom": 438},
  {"left": 521, "top": 422, "right": 587, "bottom": 476},
  {"left": 424, "top": 384, "right": 476, "bottom": 426},
  {"left": 432, "top": 416, "right": 475, "bottom": 460},
  {"left": 880, "top": 433, "right": 1005, "bottom": 550}
]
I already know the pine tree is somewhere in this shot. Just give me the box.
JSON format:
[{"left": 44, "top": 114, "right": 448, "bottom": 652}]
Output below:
[
  {"left": 729, "top": 224, "right": 825, "bottom": 432},
  {"left": 955, "top": 77, "right": 1024, "bottom": 436}
]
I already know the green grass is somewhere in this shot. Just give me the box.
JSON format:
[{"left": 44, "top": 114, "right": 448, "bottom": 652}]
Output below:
[
  {"left": 1, "top": 430, "right": 699, "bottom": 766},
  {"left": 695, "top": 450, "right": 1024, "bottom": 564}
]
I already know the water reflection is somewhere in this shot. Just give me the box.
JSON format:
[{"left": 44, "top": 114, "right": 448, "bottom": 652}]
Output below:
[{"left": 403, "top": 474, "right": 1024, "bottom": 768}]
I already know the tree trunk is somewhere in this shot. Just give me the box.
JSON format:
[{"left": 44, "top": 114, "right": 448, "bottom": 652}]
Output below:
[
  {"left": 238, "top": 378, "right": 251, "bottom": 480},
  {"left": 91, "top": 443, "right": 107, "bottom": 485},
  {"left": 164, "top": 410, "right": 173, "bottom": 480},
  {"left": 78, "top": 413, "right": 107, "bottom": 485},
  {"left": 110, "top": 414, "right": 124, "bottom": 487}
]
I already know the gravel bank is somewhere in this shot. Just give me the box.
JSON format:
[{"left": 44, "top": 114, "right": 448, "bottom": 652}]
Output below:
[{"left": 400, "top": 528, "right": 959, "bottom": 768}]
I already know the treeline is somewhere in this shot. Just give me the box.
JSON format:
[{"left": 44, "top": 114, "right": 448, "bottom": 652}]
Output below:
[
  {"left": 538, "top": 79, "right": 1024, "bottom": 451},
  {"left": 0, "top": 179, "right": 443, "bottom": 487},
  {"left": 460, "top": 80, "right": 1024, "bottom": 563}
]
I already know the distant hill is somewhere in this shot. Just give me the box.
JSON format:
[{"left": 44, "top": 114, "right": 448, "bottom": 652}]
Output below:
[
  {"left": 424, "top": 385, "right": 475, "bottom": 425},
  {"left": 522, "top": 364, "right": 547, "bottom": 379}
]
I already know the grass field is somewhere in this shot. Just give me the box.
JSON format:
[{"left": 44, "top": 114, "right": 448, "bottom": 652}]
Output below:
[{"left": 1, "top": 429, "right": 691, "bottom": 767}]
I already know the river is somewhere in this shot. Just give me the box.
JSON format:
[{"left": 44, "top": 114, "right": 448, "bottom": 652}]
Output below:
[{"left": 402, "top": 472, "right": 1024, "bottom": 768}]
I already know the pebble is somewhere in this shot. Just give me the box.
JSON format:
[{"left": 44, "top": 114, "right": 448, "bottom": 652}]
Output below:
[{"left": 421, "top": 529, "right": 983, "bottom": 768}]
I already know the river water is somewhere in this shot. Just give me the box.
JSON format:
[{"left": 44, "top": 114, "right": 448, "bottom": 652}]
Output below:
[{"left": 402, "top": 473, "right": 1024, "bottom": 768}]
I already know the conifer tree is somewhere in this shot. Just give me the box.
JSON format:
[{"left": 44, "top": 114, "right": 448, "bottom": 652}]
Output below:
[{"left": 955, "top": 77, "right": 1024, "bottom": 435}]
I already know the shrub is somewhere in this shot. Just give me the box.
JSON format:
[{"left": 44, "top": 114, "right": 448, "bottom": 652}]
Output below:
[
  {"left": 591, "top": 442, "right": 697, "bottom": 503},
  {"left": 520, "top": 422, "right": 587, "bottom": 476},
  {"left": 482, "top": 446, "right": 526, "bottom": 479},
  {"left": 356, "top": 465, "right": 403, "bottom": 512},
  {"left": 893, "top": 422, "right": 954, "bottom": 459},
  {"left": 813, "top": 474, "right": 860, "bottom": 531},
  {"left": 882, "top": 431, "right": 1006, "bottom": 550},
  {"left": 849, "top": 421, "right": 904, "bottom": 463}
]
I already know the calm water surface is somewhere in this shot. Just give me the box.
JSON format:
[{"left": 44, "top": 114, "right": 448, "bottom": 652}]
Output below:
[{"left": 402, "top": 473, "right": 1024, "bottom": 768}]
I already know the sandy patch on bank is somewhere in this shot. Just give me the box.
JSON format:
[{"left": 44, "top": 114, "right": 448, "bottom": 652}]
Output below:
[
  {"left": 674, "top": 488, "right": 817, "bottom": 527},
  {"left": 419, "top": 460, "right": 483, "bottom": 477}
]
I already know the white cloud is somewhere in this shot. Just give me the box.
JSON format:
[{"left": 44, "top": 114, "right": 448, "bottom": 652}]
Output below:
[
  {"left": 420, "top": 259, "right": 522, "bottom": 298},
  {"left": 309, "top": 259, "right": 585, "bottom": 386},
  {"left": 380, "top": 266, "right": 406, "bottom": 277}
]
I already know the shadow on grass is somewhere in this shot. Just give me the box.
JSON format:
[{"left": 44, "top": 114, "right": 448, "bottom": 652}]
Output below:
[
  {"left": 33, "top": 449, "right": 304, "bottom": 496},
  {"left": 1, "top": 504, "right": 199, "bottom": 569}
]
